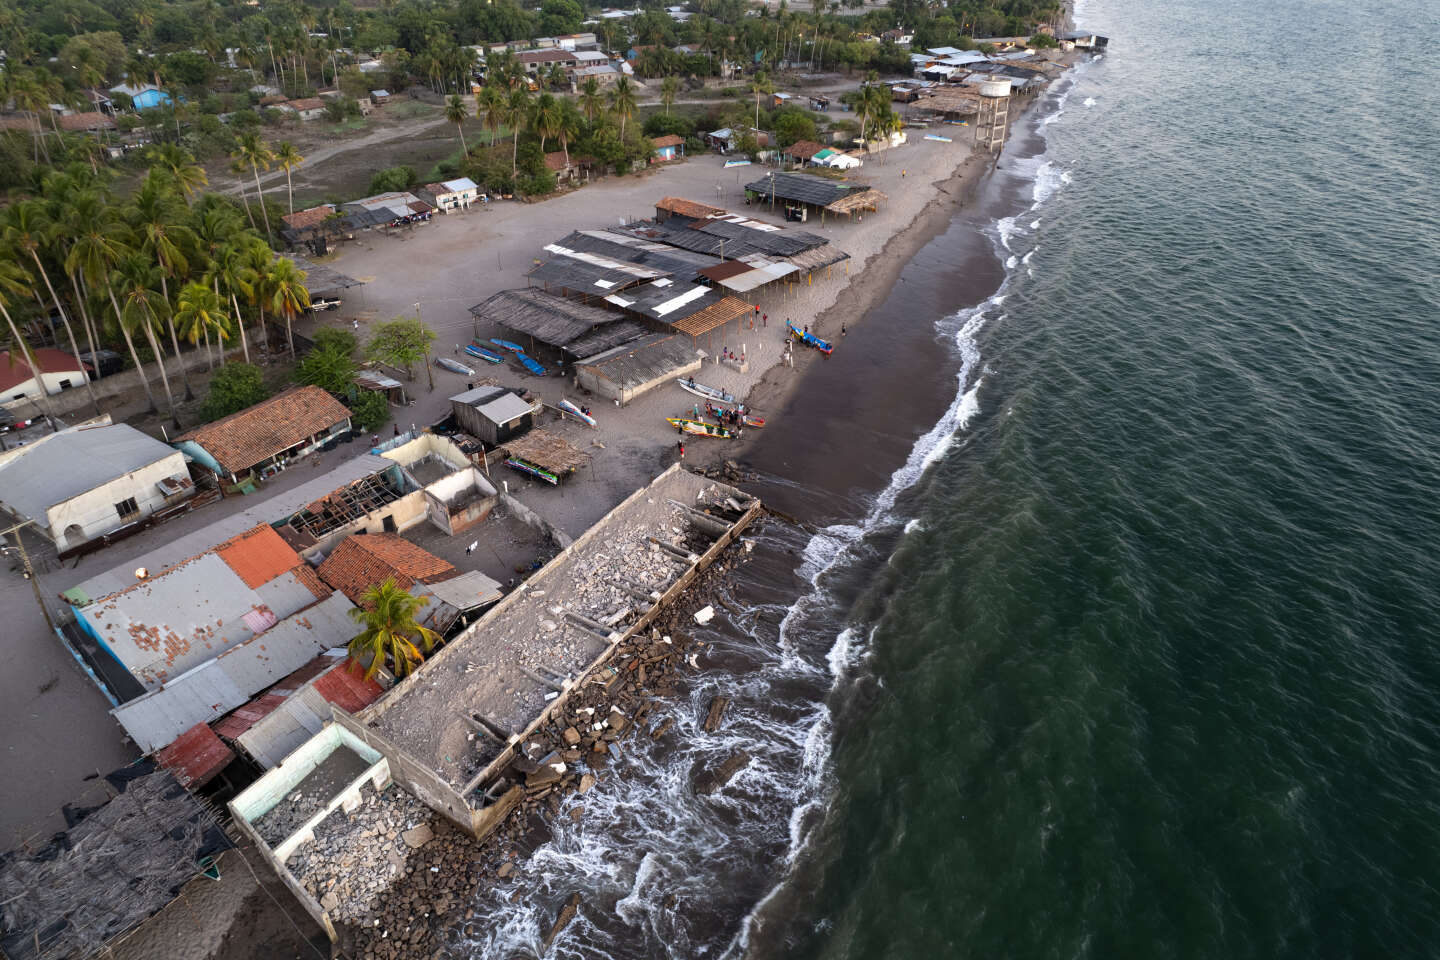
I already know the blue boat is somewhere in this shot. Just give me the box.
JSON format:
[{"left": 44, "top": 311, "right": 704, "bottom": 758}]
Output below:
[
  {"left": 466, "top": 343, "right": 505, "bottom": 364},
  {"left": 490, "top": 338, "right": 524, "bottom": 352},
  {"left": 515, "top": 352, "right": 547, "bottom": 376},
  {"left": 787, "top": 321, "right": 833, "bottom": 355}
]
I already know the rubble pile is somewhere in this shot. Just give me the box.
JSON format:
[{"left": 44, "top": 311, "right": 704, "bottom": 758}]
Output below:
[{"left": 334, "top": 535, "right": 757, "bottom": 960}]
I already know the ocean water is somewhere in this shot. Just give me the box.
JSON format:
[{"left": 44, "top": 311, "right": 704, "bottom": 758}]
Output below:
[{"left": 458, "top": 0, "right": 1440, "bottom": 954}]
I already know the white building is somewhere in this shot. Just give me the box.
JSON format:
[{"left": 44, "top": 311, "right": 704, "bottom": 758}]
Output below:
[
  {"left": 0, "top": 422, "right": 192, "bottom": 552},
  {"left": 0, "top": 347, "right": 89, "bottom": 403},
  {"left": 418, "top": 177, "right": 481, "bottom": 212}
]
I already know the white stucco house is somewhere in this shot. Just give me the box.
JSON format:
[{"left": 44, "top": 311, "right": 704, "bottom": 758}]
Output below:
[
  {"left": 0, "top": 422, "right": 193, "bottom": 552},
  {"left": 418, "top": 177, "right": 481, "bottom": 212},
  {"left": 0, "top": 347, "right": 89, "bottom": 403}
]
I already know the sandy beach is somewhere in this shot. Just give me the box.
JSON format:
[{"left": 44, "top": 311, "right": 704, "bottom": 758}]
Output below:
[{"left": 308, "top": 118, "right": 1020, "bottom": 536}]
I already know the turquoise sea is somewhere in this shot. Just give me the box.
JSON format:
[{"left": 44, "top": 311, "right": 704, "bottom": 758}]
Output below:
[{"left": 461, "top": 0, "right": 1440, "bottom": 953}]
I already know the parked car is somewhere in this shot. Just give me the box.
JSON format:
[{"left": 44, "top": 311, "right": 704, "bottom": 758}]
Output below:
[{"left": 308, "top": 298, "right": 343, "bottom": 312}]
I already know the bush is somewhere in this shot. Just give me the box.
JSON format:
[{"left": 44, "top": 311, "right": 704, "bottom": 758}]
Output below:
[
  {"left": 312, "top": 328, "right": 358, "bottom": 355},
  {"left": 643, "top": 113, "right": 694, "bottom": 139},
  {"left": 200, "top": 363, "right": 268, "bottom": 422},
  {"left": 295, "top": 343, "right": 358, "bottom": 393},
  {"left": 518, "top": 170, "right": 557, "bottom": 196},
  {"left": 369, "top": 165, "right": 418, "bottom": 193},
  {"left": 346, "top": 388, "right": 390, "bottom": 432},
  {"left": 684, "top": 136, "right": 706, "bottom": 155}
]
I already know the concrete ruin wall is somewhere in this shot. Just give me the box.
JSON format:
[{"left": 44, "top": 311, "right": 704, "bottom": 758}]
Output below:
[
  {"left": 329, "top": 707, "right": 489, "bottom": 837},
  {"left": 423, "top": 467, "right": 498, "bottom": 536},
  {"left": 498, "top": 490, "right": 573, "bottom": 549}
]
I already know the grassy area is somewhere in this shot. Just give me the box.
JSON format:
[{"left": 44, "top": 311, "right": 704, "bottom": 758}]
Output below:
[{"left": 324, "top": 117, "right": 369, "bottom": 135}]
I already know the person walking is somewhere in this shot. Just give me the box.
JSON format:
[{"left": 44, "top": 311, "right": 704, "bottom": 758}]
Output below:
[
  {"left": 762, "top": 313, "right": 767, "bottom": 328},
  {"left": 678, "top": 440, "right": 686, "bottom": 460}
]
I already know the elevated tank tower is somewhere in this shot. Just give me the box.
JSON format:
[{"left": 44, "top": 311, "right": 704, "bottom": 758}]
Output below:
[{"left": 975, "top": 75, "right": 1013, "bottom": 153}]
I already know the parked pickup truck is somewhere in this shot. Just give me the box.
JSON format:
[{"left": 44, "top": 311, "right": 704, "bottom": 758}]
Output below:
[{"left": 308, "top": 298, "right": 342, "bottom": 312}]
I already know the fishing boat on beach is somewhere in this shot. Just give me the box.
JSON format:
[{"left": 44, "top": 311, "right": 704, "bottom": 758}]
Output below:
[
  {"left": 490, "top": 338, "right": 524, "bottom": 352},
  {"left": 559, "top": 398, "right": 596, "bottom": 427},
  {"left": 677, "top": 377, "right": 737, "bottom": 404},
  {"left": 516, "top": 352, "right": 547, "bottom": 376},
  {"left": 667, "top": 417, "right": 735, "bottom": 439},
  {"left": 787, "top": 321, "right": 833, "bottom": 356},
  {"left": 436, "top": 356, "right": 475, "bottom": 376},
  {"left": 466, "top": 343, "right": 505, "bottom": 364},
  {"left": 505, "top": 457, "right": 558, "bottom": 484}
]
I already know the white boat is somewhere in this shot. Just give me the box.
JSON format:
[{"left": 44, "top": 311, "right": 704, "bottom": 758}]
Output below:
[
  {"left": 677, "top": 377, "right": 737, "bottom": 405},
  {"left": 559, "top": 398, "right": 596, "bottom": 427}
]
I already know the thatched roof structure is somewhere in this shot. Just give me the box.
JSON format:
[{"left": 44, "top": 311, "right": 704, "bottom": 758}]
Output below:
[
  {"left": 468, "top": 288, "right": 626, "bottom": 349},
  {"left": 503, "top": 429, "right": 589, "bottom": 474}
]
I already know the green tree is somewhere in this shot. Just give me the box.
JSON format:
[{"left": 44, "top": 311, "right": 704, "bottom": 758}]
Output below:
[
  {"left": 174, "top": 282, "right": 229, "bottom": 371},
  {"left": 296, "top": 342, "right": 358, "bottom": 393},
  {"left": 312, "top": 327, "right": 358, "bottom": 356},
  {"left": 115, "top": 257, "right": 182, "bottom": 428},
  {"left": 477, "top": 84, "right": 506, "bottom": 146},
  {"left": 274, "top": 141, "right": 305, "bottom": 215},
  {"left": 504, "top": 87, "right": 530, "bottom": 182},
  {"left": 533, "top": 93, "right": 562, "bottom": 154},
  {"left": 609, "top": 75, "right": 638, "bottom": 140},
  {"left": 199, "top": 361, "right": 268, "bottom": 421},
  {"left": 578, "top": 76, "right": 603, "bottom": 125},
  {"left": 445, "top": 94, "right": 470, "bottom": 156},
  {"left": 346, "top": 387, "right": 390, "bottom": 432},
  {"left": 0, "top": 261, "right": 59, "bottom": 422},
  {"left": 346, "top": 577, "right": 440, "bottom": 680},
  {"left": 151, "top": 144, "right": 209, "bottom": 206},
  {"left": 369, "top": 166, "right": 418, "bottom": 193},
  {"left": 268, "top": 257, "right": 310, "bottom": 357},
  {"left": 365, "top": 315, "right": 436, "bottom": 383},
  {"left": 660, "top": 75, "right": 680, "bottom": 116},
  {"left": 232, "top": 132, "right": 276, "bottom": 237}
]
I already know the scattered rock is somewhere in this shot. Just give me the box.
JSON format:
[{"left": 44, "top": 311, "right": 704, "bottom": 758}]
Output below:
[
  {"left": 695, "top": 750, "right": 752, "bottom": 795},
  {"left": 401, "top": 824, "right": 434, "bottom": 849}
]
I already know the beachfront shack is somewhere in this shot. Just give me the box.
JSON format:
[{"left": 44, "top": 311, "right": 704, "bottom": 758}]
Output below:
[
  {"left": 174, "top": 385, "right": 353, "bottom": 484},
  {"left": 500, "top": 428, "right": 589, "bottom": 486},
  {"left": 575, "top": 332, "right": 703, "bottom": 404},
  {"left": 468, "top": 287, "right": 641, "bottom": 357},
  {"left": 449, "top": 385, "right": 537, "bottom": 446},
  {"left": 744, "top": 172, "right": 887, "bottom": 223},
  {"left": 654, "top": 196, "right": 726, "bottom": 224}
]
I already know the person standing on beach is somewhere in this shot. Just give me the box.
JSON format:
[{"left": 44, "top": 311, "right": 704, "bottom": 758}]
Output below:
[
  {"left": 678, "top": 440, "right": 685, "bottom": 460},
  {"left": 763, "top": 313, "right": 767, "bottom": 328}
]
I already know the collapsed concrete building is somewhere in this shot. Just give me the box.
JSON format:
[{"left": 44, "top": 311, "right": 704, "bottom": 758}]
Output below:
[{"left": 228, "top": 465, "right": 760, "bottom": 942}]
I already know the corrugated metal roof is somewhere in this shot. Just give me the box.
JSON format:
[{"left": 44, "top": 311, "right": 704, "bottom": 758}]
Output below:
[
  {"left": 109, "top": 592, "right": 355, "bottom": 753},
  {"left": 425, "top": 570, "right": 503, "bottom": 611},
  {"left": 69, "top": 457, "right": 396, "bottom": 602},
  {"left": 0, "top": 423, "right": 183, "bottom": 522},
  {"left": 478, "top": 392, "right": 535, "bottom": 425},
  {"left": 577, "top": 333, "right": 702, "bottom": 388},
  {"left": 155, "top": 723, "right": 234, "bottom": 788}
]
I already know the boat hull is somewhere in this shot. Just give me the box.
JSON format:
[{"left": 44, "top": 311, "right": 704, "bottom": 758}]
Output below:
[
  {"left": 436, "top": 357, "right": 476, "bottom": 375},
  {"left": 466, "top": 344, "right": 505, "bottom": 364},
  {"left": 560, "top": 399, "right": 597, "bottom": 427},
  {"left": 677, "top": 377, "right": 737, "bottom": 404},
  {"left": 666, "top": 417, "right": 735, "bottom": 439}
]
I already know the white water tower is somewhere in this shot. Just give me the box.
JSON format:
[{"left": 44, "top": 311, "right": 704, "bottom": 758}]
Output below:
[{"left": 975, "top": 75, "right": 1013, "bottom": 153}]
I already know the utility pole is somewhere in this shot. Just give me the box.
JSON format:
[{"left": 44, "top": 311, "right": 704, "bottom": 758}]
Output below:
[{"left": 2, "top": 520, "right": 56, "bottom": 634}]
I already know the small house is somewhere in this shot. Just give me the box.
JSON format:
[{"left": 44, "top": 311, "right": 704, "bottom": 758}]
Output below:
[
  {"left": 418, "top": 177, "right": 481, "bottom": 212},
  {"left": 279, "top": 97, "right": 327, "bottom": 120},
  {"left": 0, "top": 347, "right": 89, "bottom": 401},
  {"left": 174, "top": 385, "right": 353, "bottom": 483},
  {"left": 449, "top": 385, "right": 536, "bottom": 445},
  {"left": 370, "top": 89, "right": 391, "bottom": 104},
  {"left": 651, "top": 133, "right": 685, "bottom": 161},
  {"left": 545, "top": 151, "right": 577, "bottom": 183},
  {"left": 108, "top": 83, "right": 172, "bottom": 111},
  {"left": 0, "top": 423, "right": 192, "bottom": 553},
  {"left": 317, "top": 533, "right": 457, "bottom": 607}
]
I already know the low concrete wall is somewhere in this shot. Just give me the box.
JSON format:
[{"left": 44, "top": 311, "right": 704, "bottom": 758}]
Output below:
[
  {"left": 1, "top": 347, "right": 215, "bottom": 422},
  {"left": 499, "top": 491, "right": 573, "bottom": 549}
]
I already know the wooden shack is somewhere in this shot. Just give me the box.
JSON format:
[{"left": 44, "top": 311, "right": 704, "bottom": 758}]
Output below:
[{"left": 449, "top": 385, "right": 536, "bottom": 446}]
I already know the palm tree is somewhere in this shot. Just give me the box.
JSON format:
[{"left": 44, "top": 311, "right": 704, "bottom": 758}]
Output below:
[
  {"left": 477, "top": 85, "right": 505, "bottom": 146},
  {"left": 174, "top": 282, "right": 229, "bottom": 370},
  {"left": 212, "top": 240, "right": 254, "bottom": 363},
  {"left": 232, "top": 132, "right": 276, "bottom": 237},
  {"left": 115, "top": 258, "right": 181, "bottom": 428},
  {"left": 268, "top": 256, "right": 309, "bottom": 357},
  {"left": 229, "top": 156, "right": 259, "bottom": 231},
  {"left": 533, "top": 93, "right": 561, "bottom": 155},
  {"left": 3, "top": 201, "right": 101, "bottom": 415},
  {"left": 68, "top": 204, "right": 162, "bottom": 415},
  {"left": 609, "top": 75, "right": 638, "bottom": 139},
  {"left": 504, "top": 87, "right": 530, "bottom": 182},
  {"left": 0, "top": 262, "right": 60, "bottom": 422},
  {"left": 50, "top": 188, "right": 108, "bottom": 378},
  {"left": 660, "top": 75, "right": 679, "bottom": 116},
  {"left": 152, "top": 144, "right": 209, "bottom": 205},
  {"left": 557, "top": 99, "right": 582, "bottom": 169},
  {"left": 751, "top": 71, "right": 772, "bottom": 134},
  {"left": 578, "top": 76, "right": 603, "bottom": 125},
  {"left": 346, "top": 577, "right": 441, "bottom": 680},
  {"left": 8, "top": 70, "right": 51, "bottom": 163},
  {"left": 444, "top": 94, "right": 469, "bottom": 156},
  {"left": 273, "top": 141, "right": 305, "bottom": 215},
  {"left": 130, "top": 175, "right": 198, "bottom": 398},
  {"left": 238, "top": 240, "right": 275, "bottom": 355}
]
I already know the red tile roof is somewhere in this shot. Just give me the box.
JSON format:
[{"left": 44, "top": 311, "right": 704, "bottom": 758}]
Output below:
[
  {"left": 285, "top": 97, "right": 325, "bottom": 112},
  {"left": 0, "top": 348, "right": 88, "bottom": 393},
  {"left": 57, "top": 111, "right": 116, "bottom": 131},
  {"left": 650, "top": 134, "right": 684, "bottom": 148},
  {"left": 215, "top": 524, "right": 303, "bottom": 588},
  {"left": 211, "top": 652, "right": 382, "bottom": 740},
  {"left": 281, "top": 204, "right": 336, "bottom": 230},
  {"left": 155, "top": 723, "right": 234, "bottom": 788},
  {"left": 544, "top": 151, "right": 570, "bottom": 172},
  {"left": 176, "top": 385, "right": 351, "bottom": 476},
  {"left": 785, "top": 139, "right": 826, "bottom": 159},
  {"left": 656, "top": 197, "right": 726, "bottom": 220},
  {"left": 317, "top": 534, "right": 457, "bottom": 607}
]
